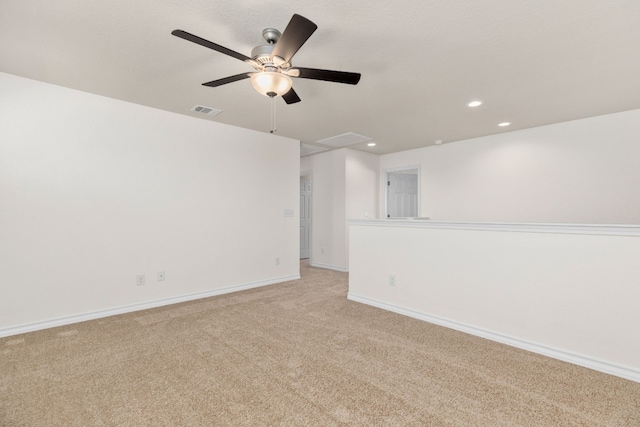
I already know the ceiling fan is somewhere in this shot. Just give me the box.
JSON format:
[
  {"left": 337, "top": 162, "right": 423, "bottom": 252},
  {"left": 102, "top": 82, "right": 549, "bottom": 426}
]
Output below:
[{"left": 171, "top": 14, "right": 361, "bottom": 104}]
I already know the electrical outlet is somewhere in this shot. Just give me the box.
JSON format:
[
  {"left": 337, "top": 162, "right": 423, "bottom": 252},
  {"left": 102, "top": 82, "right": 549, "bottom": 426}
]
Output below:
[
  {"left": 275, "top": 257, "right": 280, "bottom": 265},
  {"left": 388, "top": 275, "right": 396, "bottom": 286},
  {"left": 136, "top": 275, "right": 145, "bottom": 286},
  {"left": 157, "top": 271, "right": 165, "bottom": 281}
]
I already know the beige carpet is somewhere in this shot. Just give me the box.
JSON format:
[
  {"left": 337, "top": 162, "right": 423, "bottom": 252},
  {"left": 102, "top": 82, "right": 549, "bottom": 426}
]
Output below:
[{"left": 2, "top": 261, "right": 639, "bottom": 426}]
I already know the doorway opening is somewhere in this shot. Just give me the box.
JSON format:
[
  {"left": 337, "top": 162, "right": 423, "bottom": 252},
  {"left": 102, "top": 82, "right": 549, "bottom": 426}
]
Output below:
[
  {"left": 384, "top": 167, "right": 420, "bottom": 218},
  {"left": 300, "top": 172, "right": 312, "bottom": 259}
]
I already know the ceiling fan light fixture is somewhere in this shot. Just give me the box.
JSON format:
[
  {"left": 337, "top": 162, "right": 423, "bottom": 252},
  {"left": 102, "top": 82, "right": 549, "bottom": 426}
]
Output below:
[
  {"left": 173, "top": 14, "right": 360, "bottom": 106},
  {"left": 250, "top": 72, "right": 292, "bottom": 97}
]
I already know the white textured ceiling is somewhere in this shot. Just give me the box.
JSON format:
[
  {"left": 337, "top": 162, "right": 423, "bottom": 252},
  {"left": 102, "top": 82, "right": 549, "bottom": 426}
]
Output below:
[{"left": 2, "top": 0, "right": 640, "bottom": 154}]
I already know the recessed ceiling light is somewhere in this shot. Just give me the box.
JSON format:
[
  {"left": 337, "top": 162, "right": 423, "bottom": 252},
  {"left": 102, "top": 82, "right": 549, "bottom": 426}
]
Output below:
[
  {"left": 367, "top": 142, "right": 376, "bottom": 147},
  {"left": 434, "top": 139, "right": 443, "bottom": 145},
  {"left": 498, "top": 122, "right": 511, "bottom": 127},
  {"left": 468, "top": 100, "right": 482, "bottom": 107}
]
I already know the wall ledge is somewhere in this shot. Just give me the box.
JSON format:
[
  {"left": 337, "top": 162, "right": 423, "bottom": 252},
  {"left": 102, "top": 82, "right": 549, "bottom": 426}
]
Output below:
[
  {"left": 349, "top": 219, "right": 640, "bottom": 237},
  {"left": 0, "top": 274, "right": 300, "bottom": 338},
  {"left": 348, "top": 292, "right": 640, "bottom": 383}
]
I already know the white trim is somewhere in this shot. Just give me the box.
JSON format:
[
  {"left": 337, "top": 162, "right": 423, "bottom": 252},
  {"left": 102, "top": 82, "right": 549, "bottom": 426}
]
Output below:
[
  {"left": 309, "top": 262, "right": 349, "bottom": 273},
  {"left": 347, "top": 293, "right": 640, "bottom": 383},
  {"left": 349, "top": 219, "right": 640, "bottom": 237},
  {"left": 0, "top": 275, "right": 300, "bottom": 338}
]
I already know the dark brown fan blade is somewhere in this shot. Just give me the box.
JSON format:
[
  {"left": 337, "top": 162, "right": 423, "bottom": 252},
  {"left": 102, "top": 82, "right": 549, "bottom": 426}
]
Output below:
[
  {"left": 271, "top": 14, "right": 317, "bottom": 64},
  {"left": 282, "top": 88, "right": 301, "bottom": 104},
  {"left": 295, "top": 67, "right": 361, "bottom": 85},
  {"left": 202, "top": 73, "right": 252, "bottom": 87},
  {"left": 172, "top": 29, "right": 253, "bottom": 63}
]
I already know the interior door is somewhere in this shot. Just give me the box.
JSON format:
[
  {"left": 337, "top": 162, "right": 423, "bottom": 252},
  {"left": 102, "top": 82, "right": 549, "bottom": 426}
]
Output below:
[
  {"left": 387, "top": 173, "right": 418, "bottom": 218},
  {"left": 300, "top": 176, "right": 312, "bottom": 259}
]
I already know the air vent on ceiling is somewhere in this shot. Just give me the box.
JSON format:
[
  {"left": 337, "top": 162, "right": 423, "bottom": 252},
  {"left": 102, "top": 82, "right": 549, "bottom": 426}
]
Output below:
[
  {"left": 316, "top": 132, "right": 372, "bottom": 147},
  {"left": 191, "top": 105, "right": 222, "bottom": 116}
]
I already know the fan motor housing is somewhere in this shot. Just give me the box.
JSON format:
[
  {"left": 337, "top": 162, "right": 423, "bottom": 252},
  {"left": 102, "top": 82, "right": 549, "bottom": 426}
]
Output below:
[
  {"left": 251, "top": 28, "right": 283, "bottom": 65},
  {"left": 251, "top": 44, "right": 275, "bottom": 63}
]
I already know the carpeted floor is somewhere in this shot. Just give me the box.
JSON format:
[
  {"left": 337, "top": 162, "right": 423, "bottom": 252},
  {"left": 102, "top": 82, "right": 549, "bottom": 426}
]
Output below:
[{"left": 1, "top": 261, "right": 639, "bottom": 426}]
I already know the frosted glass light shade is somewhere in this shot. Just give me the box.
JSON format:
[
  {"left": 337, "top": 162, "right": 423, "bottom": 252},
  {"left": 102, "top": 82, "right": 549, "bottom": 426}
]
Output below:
[{"left": 250, "top": 72, "right": 292, "bottom": 97}]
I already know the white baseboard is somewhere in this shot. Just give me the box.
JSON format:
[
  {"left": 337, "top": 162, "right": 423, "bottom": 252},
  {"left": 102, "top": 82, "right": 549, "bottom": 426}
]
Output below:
[
  {"left": 309, "top": 262, "right": 349, "bottom": 273},
  {"left": 0, "top": 275, "right": 300, "bottom": 338},
  {"left": 348, "top": 293, "right": 640, "bottom": 384}
]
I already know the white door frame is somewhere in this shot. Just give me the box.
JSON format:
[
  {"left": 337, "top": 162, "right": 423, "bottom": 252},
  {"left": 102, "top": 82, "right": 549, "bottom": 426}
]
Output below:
[
  {"left": 382, "top": 165, "right": 421, "bottom": 218},
  {"left": 300, "top": 170, "right": 313, "bottom": 259}
]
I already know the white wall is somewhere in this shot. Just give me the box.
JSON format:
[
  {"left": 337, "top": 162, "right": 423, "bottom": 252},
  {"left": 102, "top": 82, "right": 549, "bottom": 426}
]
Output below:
[
  {"left": 0, "top": 72, "right": 300, "bottom": 336},
  {"left": 345, "top": 149, "right": 379, "bottom": 221},
  {"left": 301, "top": 149, "right": 347, "bottom": 270},
  {"left": 380, "top": 109, "right": 640, "bottom": 224},
  {"left": 300, "top": 148, "right": 378, "bottom": 271},
  {"left": 345, "top": 149, "right": 379, "bottom": 264},
  {"left": 349, "top": 220, "right": 640, "bottom": 382}
]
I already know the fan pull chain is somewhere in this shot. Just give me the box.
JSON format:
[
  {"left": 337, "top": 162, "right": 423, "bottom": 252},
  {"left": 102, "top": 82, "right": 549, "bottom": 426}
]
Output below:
[{"left": 270, "top": 96, "right": 277, "bottom": 134}]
